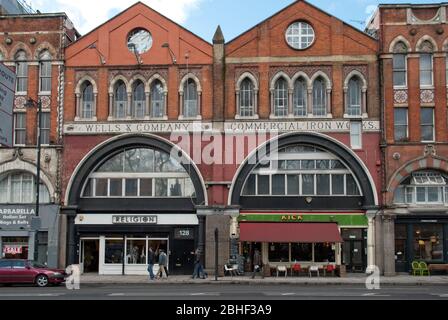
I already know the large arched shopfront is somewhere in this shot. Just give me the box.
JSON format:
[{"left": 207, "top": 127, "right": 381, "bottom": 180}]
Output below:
[
  {"left": 229, "top": 133, "right": 379, "bottom": 274},
  {"left": 62, "top": 134, "right": 207, "bottom": 275}
]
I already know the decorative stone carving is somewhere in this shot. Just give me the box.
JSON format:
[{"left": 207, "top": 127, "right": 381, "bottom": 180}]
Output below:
[
  {"left": 419, "top": 40, "right": 435, "bottom": 53},
  {"left": 393, "top": 41, "right": 408, "bottom": 53},
  {"left": 75, "top": 70, "right": 98, "bottom": 83},
  {"left": 420, "top": 89, "right": 435, "bottom": 104},
  {"left": 108, "top": 69, "right": 169, "bottom": 83},
  {"left": 269, "top": 66, "right": 332, "bottom": 80},
  {"left": 235, "top": 68, "right": 259, "bottom": 83},
  {"left": 343, "top": 65, "right": 368, "bottom": 80},
  {"left": 14, "top": 96, "right": 27, "bottom": 109},
  {"left": 40, "top": 95, "right": 51, "bottom": 109},
  {"left": 424, "top": 145, "right": 437, "bottom": 157},
  {"left": 394, "top": 90, "right": 408, "bottom": 104}
]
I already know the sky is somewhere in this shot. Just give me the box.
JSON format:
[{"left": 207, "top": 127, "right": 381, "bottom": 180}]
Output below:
[{"left": 29, "top": 0, "right": 443, "bottom": 41}]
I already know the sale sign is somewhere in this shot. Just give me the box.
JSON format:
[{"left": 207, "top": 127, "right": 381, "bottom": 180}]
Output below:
[{"left": 3, "top": 245, "right": 23, "bottom": 255}]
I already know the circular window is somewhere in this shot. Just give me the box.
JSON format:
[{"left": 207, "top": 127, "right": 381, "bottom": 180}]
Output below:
[
  {"left": 127, "top": 28, "right": 153, "bottom": 54},
  {"left": 285, "top": 22, "right": 315, "bottom": 50}
]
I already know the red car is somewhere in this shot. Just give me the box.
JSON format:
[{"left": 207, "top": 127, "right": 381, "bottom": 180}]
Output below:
[{"left": 0, "top": 260, "right": 66, "bottom": 287}]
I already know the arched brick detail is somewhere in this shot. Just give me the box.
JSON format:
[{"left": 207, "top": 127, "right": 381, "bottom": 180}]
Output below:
[{"left": 386, "top": 156, "right": 448, "bottom": 204}]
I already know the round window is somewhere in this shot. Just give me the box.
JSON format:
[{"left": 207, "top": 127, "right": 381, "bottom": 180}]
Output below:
[
  {"left": 127, "top": 28, "right": 153, "bottom": 54},
  {"left": 285, "top": 22, "right": 315, "bottom": 50}
]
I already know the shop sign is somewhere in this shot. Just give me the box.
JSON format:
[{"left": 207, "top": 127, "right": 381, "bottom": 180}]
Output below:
[
  {"left": 3, "top": 245, "right": 22, "bottom": 255},
  {"left": 0, "top": 206, "right": 36, "bottom": 229},
  {"left": 112, "top": 215, "right": 158, "bottom": 225},
  {"left": 281, "top": 215, "right": 304, "bottom": 222}
]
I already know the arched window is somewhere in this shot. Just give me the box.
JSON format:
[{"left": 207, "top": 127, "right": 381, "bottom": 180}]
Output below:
[
  {"left": 242, "top": 145, "right": 361, "bottom": 197},
  {"left": 293, "top": 78, "right": 307, "bottom": 117},
  {"left": 419, "top": 41, "right": 434, "bottom": 87},
  {"left": 81, "top": 81, "right": 94, "bottom": 119},
  {"left": 312, "top": 77, "right": 326, "bottom": 117},
  {"left": 347, "top": 77, "right": 362, "bottom": 116},
  {"left": 132, "top": 80, "right": 146, "bottom": 119},
  {"left": 15, "top": 50, "right": 28, "bottom": 93},
  {"left": 274, "top": 77, "right": 288, "bottom": 117},
  {"left": 151, "top": 80, "right": 165, "bottom": 118},
  {"left": 114, "top": 81, "right": 127, "bottom": 119},
  {"left": 0, "top": 172, "right": 50, "bottom": 204},
  {"left": 183, "top": 79, "right": 198, "bottom": 118},
  {"left": 82, "top": 148, "right": 196, "bottom": 198},
  {"left": 240, "top": 78, "right": 255, "bottom": 117},
  {"left": 394, "top": 171, "right": 448, "bottom": 205},
  {"left": 393, "top": 41, "right": 408, "bottom": 87},
  {"left": 38, "top": 50, "right": 52, "bottom": 93}
]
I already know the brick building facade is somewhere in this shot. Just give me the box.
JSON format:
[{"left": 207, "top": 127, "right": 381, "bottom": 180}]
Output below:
[
  {"left": 0, "top": 12, "right": 78, "bottom": 267},
  {"left": 368, "top": 3, "right": 448, "bottom": 275}
]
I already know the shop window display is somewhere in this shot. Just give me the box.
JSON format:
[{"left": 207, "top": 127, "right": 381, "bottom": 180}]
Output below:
[{"left": 413, "top": 224, "right": 443, "bottom": 262}]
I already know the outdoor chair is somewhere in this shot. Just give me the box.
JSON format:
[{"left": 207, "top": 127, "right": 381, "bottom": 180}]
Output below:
[
  {"left": 309, "top": 265, "right": 320, "bottom": 277},
  {"left": 291, "top": 264, "right": 302, "bottom": 277},
  {"left": 276, "top": 265, "right": 288, "bottom": 277},
  {"left": 325, "top": 264, "right": 336, "bottom": 277},
  {"left": 224, "top": 264, "right": 237, "bottom": 277},
  {"left": 419, "top": 262, "right": 430, "bottom": 276},
  {"left": 411, "top": 261, "right": 422, "bottom": 276}
]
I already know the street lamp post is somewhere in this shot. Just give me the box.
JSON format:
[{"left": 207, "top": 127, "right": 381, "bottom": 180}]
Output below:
[{"left": 25, "top": 97, "right": 42, "bottom": 263}]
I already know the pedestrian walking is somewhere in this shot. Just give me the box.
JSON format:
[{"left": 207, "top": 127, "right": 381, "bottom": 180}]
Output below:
[
  {"left": 147, "top": 247, "right": 155, "bottom": 280},
  {"left": 192, "top": 248, "right": 206, "bottom": 279},
  {"left": 251, "top": 249, "right": 264, "bottom": 279},
  {"left": 156, "top": 249, "right": 168, "bottom": 280}
]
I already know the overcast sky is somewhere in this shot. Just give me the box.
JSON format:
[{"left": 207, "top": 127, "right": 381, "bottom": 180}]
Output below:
[{"left": 30, "top": 0, "right": 441, "bottom": 41}]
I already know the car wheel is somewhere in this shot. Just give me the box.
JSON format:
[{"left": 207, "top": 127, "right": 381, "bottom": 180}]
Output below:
[{"left": 35, "top": 275, "right": 49, "bottom": 287}]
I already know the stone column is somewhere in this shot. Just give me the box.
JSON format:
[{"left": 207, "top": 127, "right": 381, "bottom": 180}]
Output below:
[
  {"left": 270, "top": 89, "right": 275, "bottom": 116},
  {"left": 326, "top": 88, "right": 332, "bottom": 117},
  {"left": 163, "top": 92, "right": 168, "bottom": 118},
  {"left": 288, "top": 88, "right": 294, "bottom": 116},
  {"left": 145, "top": 92, "right": 150, "bottom": 118},
  {"left": 197, "top": 92, "right": 202, "bottom": 118},
  {"left": 383, "top": 215, "right": 396, "bottom": 276},
  {"left": 366, "top": 211, "right": 377, "bottom": 269},
  {"left": 254, "top": 90, "right": 259, "bottom": 117},
  {"left": 362, "top": 88, "right": 368, "bottom": 116},
  {"left": 108, "top": 93, "right": 113, "bottom": 119},
  {"left": 179, "top": 92, "right": 184, "bottom": 118},
  {"left": 28, "top": 230, "right": 36, "bottom": 261},
  {"left": 343, "top": 87, "right": 348, "bottom": 116},
  {"left": 93, "top": 94, "right": 98, "bottom": 118},
  {"left": 235, "top": 90, "right": 240, "bottom": 117},
  {"left": 127, "top": 93, "right": 132, "bottom": 118},
  {"left": 75, "top": 93, "right": 81, "bottom": 118},
  {"left": 307, "top": 88, "right": 313, "bottom": 116}
]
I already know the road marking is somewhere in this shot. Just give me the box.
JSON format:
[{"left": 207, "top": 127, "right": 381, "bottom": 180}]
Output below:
[
  {"left": 281, "top": 293, "right": 296, "bottom": 296},
  {"left": 0, "top": 293, "right": 64, "bottom": 297},
  {"left": 362, "top": 293, "right": 391, "bottom": 297},
  {"left": 190, "top": 293, "right": 220, "bottom": 296},
  {"left": 109, "top": 293, "right": 125, "bottom": 296},
  {"left": 430, "top": 294, "right": 448, "bottom": 298}
]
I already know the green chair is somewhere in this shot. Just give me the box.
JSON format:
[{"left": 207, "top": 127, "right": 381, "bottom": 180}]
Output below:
[
  {"left": 411, "top": 261, "right": 422, "bottom": 276},
  {"left": 419, "top": 262, "right": 430, "bottom": 276}
]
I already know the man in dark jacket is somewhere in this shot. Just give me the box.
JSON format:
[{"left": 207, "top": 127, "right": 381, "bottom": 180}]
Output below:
[
  {"left": 147, "top": 247, "right": 155, "bottom": 280},
  {"left": 156, "top": 249, "right": 168, "bottom": 279},
  {"left": 251, "top": 249, "right": 264, "bottom": 279}
]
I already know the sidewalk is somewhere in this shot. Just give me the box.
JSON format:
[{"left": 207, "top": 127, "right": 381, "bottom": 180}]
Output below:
[{"left": 79, "top": 274, "right": 448, "bottom": 286}]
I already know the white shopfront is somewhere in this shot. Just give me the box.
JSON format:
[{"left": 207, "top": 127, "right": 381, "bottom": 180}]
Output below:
[{"left": 75, "top": 214, "right": 198, "bottom": 275}]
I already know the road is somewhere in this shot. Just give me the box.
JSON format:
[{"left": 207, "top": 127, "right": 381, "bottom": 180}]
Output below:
[{"left": 0, "top": 284, "right": 447, "bottom": 300}]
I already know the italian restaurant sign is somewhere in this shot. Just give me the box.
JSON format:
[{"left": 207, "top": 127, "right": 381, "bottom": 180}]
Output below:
[
  {"left": 64, "top": 120, "right": 380, "bottom": 135},
  {"left": 0, "top": 206, "right": 36, "bottom": 229}
]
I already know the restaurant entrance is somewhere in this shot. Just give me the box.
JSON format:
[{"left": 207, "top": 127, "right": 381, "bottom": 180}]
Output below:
[{"left": 341, "top": 229, "right": 367, "bottom": 272}]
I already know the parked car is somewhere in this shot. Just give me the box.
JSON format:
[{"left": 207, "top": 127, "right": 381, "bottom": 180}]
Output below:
[{"left": 0, "top": 259, "right": 66, "bottom": 287}]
